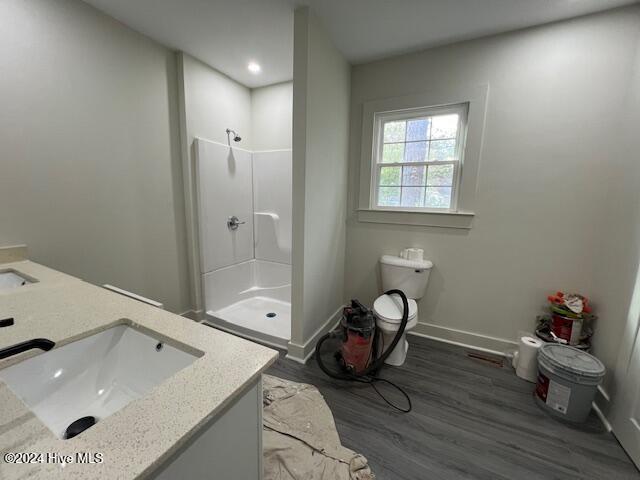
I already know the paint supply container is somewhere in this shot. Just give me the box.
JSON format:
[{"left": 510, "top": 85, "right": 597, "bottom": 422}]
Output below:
[
  {"left": 550, "top": 314, "right": 583, "bottom": 345},
  {"left": 513, "top": 336, "right": 543, "bottom": 382},
  {"left": 535, "top": 344, "right": 605, "bottom": 423}
]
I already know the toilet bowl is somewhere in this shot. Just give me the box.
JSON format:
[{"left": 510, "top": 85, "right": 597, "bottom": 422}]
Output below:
[
  {"left": 373, "top": 294, "right": 418, "bottom": 366},
  {"left": 375, "top": 252, "right": 432, "bottom": 367}
]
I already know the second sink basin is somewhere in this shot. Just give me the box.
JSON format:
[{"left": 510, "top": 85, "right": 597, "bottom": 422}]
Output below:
[
  {"left": 0, "top": 269, "right": 34, "bottom": 290},
  {"left": 0, "top": 324, "right": 200, "bottom": 439}
]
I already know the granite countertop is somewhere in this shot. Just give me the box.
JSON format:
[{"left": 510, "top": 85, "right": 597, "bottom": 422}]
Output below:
[{"left": 0, "top": 260, "right": 278, "bottom": 479}]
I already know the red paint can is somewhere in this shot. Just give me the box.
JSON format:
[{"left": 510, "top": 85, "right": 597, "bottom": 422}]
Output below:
[{"left": 550, "top": 314, "right": 583, "bottom": 345}]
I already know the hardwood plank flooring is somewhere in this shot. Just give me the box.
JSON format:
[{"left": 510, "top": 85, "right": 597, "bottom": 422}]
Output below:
[{"left": 267, "top": 334, "right": 639, "bottom": 480}]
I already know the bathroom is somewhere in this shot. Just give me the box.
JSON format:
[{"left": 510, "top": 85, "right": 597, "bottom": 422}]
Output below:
[{"left": 1, "top": 0, "right": 640, "bottom": 479}]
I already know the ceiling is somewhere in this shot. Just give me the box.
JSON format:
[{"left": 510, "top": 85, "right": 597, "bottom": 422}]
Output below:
[
  {"left": 84, "top": 0, "right": 637, "bottom": 88},
  {"left": 83, "top": 0, "right": 295, "bottom": 88}
]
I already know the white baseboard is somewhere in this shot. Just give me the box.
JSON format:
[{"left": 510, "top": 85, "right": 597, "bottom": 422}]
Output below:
[
  {"left": 593, "top": 384, "right": 612, "bottom": 431},
  {"left": 286, "top": 313, "right": 515, "bottom": 362},
  {"left": 286, "top": 306, "right": 343, "bottom": 364},
  {"left": 593, "top": 400, "right": 613, "bottom": 432},
  {"left": 410, "top": 322, "right": 517, "bottom": 356},
  {"left": 410, "top": 322, "right": 616, "bottom": 432},
  {"left": 597, "top": 384, "right": 611, "bottom": 403}
]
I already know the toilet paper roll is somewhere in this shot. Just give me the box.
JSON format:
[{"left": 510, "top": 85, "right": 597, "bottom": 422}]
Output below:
[
  {"left": 515, "top": 336, "right": 543, "bottom": 383},
  {"left": 405, "top": 248, "right": 424, "bottom": 262}
]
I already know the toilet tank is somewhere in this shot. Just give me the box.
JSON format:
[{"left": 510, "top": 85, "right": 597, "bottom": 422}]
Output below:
[{"left": 380, "top": 255, "right": 433, "bottom": 300}]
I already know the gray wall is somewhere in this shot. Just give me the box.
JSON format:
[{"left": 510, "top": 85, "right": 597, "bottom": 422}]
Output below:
[
  {"left": 291, "top": 8, "right": 350, "bottom": 353},
  {"left": 592, "top": 24, "right": 640, "bottom": 406},
  {"left": 345, "top": 7, "right": 640, "bottom": 357},
  {"left": 251, "top": 82, "right": 293, "bottom": 151},
  {"left": 0, "top": 0, "right": 190, "bottom": 313}
]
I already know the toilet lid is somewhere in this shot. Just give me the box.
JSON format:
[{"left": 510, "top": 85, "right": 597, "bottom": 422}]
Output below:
[{"left": 373, "top": 294, "right": 417, "bottom": 324}]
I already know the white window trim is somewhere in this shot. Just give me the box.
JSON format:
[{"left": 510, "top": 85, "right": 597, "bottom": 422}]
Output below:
[
  {"left": 357, "top": 84, "right": 489, "bottom": 229},
  {"left": 370, "top": 103, "right": 468, "bottom": 213}
]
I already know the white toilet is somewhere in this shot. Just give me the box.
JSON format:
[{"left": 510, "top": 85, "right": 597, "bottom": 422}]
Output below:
[{"left": 373, "top": 253, "right": 433, "bottom": 366}]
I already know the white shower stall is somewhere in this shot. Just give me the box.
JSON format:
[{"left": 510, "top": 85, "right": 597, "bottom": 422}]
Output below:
[{"left": 196, "top": 138, "right": 292, "bottom": 348}]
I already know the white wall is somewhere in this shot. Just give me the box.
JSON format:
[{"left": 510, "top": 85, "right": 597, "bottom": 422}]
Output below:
[
  {"left": 345, "top": 6, "right": 640, "bottom": 354},
  {"left": 179, "top": 54, "right": 253, "bottom": 148},
  {"left": 592, "top": 25, "right": 640, "bottom": 410},
  {"left": 0, "top": 0, "right": 190, "bottom": 313},
  {"left": 177, "top": 53, "right": 252, "bottom": 313},
  {"left": 251, "top": 82, "right": 293, "bottom": 151},
  {"left": 290, "top": 8, "right": 350, "bottom": 356}
]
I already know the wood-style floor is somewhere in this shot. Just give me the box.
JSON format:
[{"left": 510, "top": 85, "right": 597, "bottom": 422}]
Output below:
[{"left": 267, "top": 334, "right": 639, "bottom": 480}]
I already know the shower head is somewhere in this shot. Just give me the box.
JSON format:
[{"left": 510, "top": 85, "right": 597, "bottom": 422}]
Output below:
[{"left": 226, "top": 128, "right": 242, "bottom": 143}]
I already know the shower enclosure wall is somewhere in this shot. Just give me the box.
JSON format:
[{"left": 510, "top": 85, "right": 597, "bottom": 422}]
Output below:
[{"left": 196, "top": 138, "right": 292, "bottom": 348}]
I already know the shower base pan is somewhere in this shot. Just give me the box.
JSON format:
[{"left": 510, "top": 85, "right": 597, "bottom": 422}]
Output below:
[{"left": 206, "top": 297, "right": 290, "bottom": 349}]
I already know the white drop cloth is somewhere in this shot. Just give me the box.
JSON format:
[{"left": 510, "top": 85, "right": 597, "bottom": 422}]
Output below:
[{"left": 263, "top": 375, "right": 375, "bottom": 480}]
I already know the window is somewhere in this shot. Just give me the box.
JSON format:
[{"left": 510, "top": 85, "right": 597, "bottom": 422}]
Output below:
[
  {"left": 371, "top": 104, "right": 468, "bottom": 211},
  {"left": 358, "top": 85, "right": 487, "bottom": 228}
]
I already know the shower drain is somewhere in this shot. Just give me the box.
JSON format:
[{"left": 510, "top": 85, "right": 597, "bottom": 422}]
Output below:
[{"left": 266, "top": 312, "right": 277, "bottom": 318}]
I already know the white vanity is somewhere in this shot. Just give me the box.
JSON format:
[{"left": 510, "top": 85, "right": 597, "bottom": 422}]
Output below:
[{"left": 0, "top": 259, "right": 277, "bottom": 480}]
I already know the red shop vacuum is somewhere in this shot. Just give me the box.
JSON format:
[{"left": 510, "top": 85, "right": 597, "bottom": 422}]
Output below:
[
  {"left": 337, "top": 299, "right": 377, "bottom": 374},
  {"left": 315, "top": 289, "right": 412, "bottom": 412}
]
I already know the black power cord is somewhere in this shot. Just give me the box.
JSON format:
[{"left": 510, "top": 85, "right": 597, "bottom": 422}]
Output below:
[{"left": 315, "top": 289, "right": 413, "bottom": 413}]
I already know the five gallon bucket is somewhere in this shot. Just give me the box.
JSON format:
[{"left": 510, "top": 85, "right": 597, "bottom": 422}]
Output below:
[{"left": 535, "top": 343, "right": 605, "bottom": 422}]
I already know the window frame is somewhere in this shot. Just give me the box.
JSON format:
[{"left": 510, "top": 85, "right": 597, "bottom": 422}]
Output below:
[
  {"left": 370, "top": 103, "right": 468, "bottom": 213},
  {"left": 357, "top": 84, "right": 489, "bottom": 229}
]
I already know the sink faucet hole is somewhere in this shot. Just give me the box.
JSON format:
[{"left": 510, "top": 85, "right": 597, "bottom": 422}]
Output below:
[{"left": 266, "top": 312, "right": 277, "bottom": 318}]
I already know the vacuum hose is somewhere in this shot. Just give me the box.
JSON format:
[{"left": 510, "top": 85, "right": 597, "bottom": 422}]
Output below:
[{"left": 314, "top": 289, "right": 412, "bottom": 412}]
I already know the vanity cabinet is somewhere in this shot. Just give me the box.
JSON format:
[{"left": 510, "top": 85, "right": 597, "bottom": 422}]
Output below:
[{"left": 153, "top": 379, "right": 263, "bottom": 480}]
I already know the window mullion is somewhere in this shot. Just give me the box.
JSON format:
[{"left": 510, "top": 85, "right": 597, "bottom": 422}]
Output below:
[
  {"left": 377, "top": 162, "right": 430, "bottom": 168},
  {"left": 425, "top": 160, "right": 458, "bottom": 166},
  {"left": 377, "top": 161, "right": 458, "bottom": 167}
]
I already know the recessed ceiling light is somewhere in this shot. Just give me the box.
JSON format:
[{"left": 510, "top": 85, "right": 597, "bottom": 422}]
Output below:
[{"left": 247, "top": 62, "right": 261, "bottom": 74}]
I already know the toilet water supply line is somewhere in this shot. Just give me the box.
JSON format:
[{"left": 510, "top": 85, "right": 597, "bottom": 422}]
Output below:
[{"left": 314, "top": 289, "right": 412, "bottom": 413}]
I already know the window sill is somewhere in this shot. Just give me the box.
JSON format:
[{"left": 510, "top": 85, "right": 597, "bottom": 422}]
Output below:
[{"left": 356, "top": 208, "right": 475, "bottom": 229}]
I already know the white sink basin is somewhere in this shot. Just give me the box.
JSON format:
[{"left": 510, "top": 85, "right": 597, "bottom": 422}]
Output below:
[
  {"left": 0, "top": 324, "right": 199, "bottom": 439},
  {"left": 0, "top": 269, "right": 34, "bottom": 290}
]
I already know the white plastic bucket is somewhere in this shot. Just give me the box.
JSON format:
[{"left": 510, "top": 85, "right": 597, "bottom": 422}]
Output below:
[{"left": 535, "top": 344, "right": 605, "bottom": 423}]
